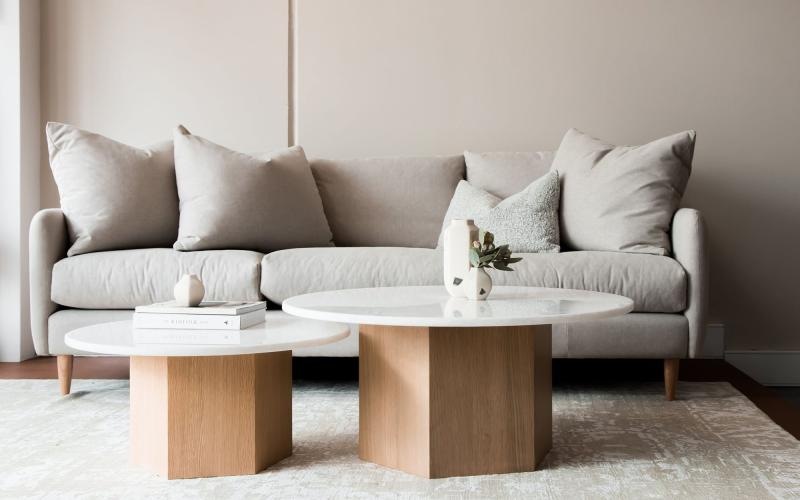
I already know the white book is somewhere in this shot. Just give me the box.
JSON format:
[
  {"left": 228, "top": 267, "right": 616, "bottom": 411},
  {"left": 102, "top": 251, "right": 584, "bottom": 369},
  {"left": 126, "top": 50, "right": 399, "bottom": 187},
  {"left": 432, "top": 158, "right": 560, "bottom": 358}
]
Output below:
[
  {"left": 135, "top": 300, "right": 266, "bottom": 316},
  {"left": 133, "top": 309, "right": 265, "bottom": 330},
  {"left": 133, "top": 329, "right": 246, "bottom": 345}
]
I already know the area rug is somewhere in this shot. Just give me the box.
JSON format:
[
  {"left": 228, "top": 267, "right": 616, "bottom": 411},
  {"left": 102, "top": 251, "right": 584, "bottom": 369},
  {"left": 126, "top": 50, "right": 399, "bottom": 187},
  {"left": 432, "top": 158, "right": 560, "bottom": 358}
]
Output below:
[{"left": 1, "top": 380, "right": 799, "bottom": 499}]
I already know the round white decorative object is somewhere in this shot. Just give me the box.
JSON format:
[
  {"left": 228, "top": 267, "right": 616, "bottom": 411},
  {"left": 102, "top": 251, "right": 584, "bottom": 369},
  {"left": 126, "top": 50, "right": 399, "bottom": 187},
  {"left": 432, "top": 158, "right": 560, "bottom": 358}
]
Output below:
[
  {"left": 443, "top": 219, "right": 478, "bottom": 297},
  {"left": 283, "top": 286, "right": 634, "bottom": 328},
  {"left": 64, "top": 311, "right": 350, "bottom": 357},
  {"left": 174, "top": 274, "right": 205, "bottom": 307},
  {"left": 464, "top": 267, "right": 493, "bottom": 300}
]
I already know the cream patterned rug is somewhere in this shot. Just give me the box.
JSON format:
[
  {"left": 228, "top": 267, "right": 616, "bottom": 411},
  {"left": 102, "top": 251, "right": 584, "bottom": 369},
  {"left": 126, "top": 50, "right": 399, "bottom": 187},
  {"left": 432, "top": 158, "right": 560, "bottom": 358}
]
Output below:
[{"left": 1, "top": 380, "right": 799, "bottom": 499}]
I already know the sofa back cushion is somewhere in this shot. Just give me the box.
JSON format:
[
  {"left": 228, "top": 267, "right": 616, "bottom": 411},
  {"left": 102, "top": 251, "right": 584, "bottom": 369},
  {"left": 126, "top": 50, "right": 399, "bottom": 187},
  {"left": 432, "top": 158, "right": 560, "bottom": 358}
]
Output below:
[
  {"left": 173, "top": 126, "right": 333, "bottom": 252},
  {"left": 46, "top": 122, "right": 178, "bottom": 256},
  {"left": 310, "top": 156, "right": 465, "bottom": 248},
  {"left": 464, "top": 151, "right": 555, "bottom": 199}
]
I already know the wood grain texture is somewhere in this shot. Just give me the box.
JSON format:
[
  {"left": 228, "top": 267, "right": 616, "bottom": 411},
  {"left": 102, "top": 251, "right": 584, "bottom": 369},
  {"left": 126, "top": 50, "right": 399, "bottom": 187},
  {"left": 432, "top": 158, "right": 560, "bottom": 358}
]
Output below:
[
  {"left": 359, "top": 325, "right": 431, "bottom": 477},
  {"left": 254, "top": 351, "right": 293, "bottom": 470},
  {"left": 130, "top": 353, "right": 292, "bottom": 479},
  {"left": 56, "top": 355, "right": 73, "bottom": 395},
  {"left": 359, "top": 324, "right": 552, "bottom": 478},
  {"left": 130, "top": 356, "right": 169, "bottom": 475},
  {"left": 665, "top": 358, "right": 680, "bottom": 401}
]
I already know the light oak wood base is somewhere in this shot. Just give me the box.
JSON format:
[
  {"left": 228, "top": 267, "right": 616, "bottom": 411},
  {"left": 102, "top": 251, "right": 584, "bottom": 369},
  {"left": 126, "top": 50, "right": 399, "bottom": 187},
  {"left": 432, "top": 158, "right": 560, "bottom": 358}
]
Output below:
[
  {"left": 359, "top": 324, "right": 552, "bottom": 478},
  {"left": 664, "top": 358, "right": 680, "bottom": 401},
  {"left": 57, "top": 355, "right": 73, "bottom": 395},
  {"left": 130, "top": 352, "right": 292, "bottom": 479}
]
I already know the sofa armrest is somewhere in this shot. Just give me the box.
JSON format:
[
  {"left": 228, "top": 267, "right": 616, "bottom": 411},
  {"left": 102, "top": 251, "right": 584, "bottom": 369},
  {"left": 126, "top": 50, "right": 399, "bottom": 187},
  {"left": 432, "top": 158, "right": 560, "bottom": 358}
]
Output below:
[
  {"left": 671, "top": 208, "right": 709, "bottom": 358},
  {"left": 29, "top": 209, "right": 68, "bottom": 355}
]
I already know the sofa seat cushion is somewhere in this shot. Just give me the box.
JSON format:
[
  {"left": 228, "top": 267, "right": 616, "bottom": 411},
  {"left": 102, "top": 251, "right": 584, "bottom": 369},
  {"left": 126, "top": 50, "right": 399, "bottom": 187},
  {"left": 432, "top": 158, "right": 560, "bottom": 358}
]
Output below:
[
  {"left": 52, "top": 249, "right": 263, "bottom": 309},
  {"left": 261, "top": 247, "right": 443, "bottom": 304},
  {"left": 495, "top": 251, "right": 686, "bottom": 313},
  {"left": 260, "top": 248, "right": 686, "bottom": 313}
]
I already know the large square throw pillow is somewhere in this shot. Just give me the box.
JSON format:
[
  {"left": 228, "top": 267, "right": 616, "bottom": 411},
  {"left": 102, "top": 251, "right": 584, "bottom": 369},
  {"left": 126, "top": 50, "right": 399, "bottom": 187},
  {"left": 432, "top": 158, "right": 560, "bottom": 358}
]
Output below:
[
  {"left": 172, "top": 126, "right": 333, "bottom": 252},
  {"left": 310, "top": 156, "right": 464, "bottom": 248},
  {"left": 464, "top": 150, "right": 555, "bottom": 199},
  {"left": 46, "top": 122, "right": 178, "bottom": 256},
  {"left": 550, "top": 128, "right": 696, "bottom": 255},
  {"left": 438, "top": 170, "right": 560, "bottom": 253}
]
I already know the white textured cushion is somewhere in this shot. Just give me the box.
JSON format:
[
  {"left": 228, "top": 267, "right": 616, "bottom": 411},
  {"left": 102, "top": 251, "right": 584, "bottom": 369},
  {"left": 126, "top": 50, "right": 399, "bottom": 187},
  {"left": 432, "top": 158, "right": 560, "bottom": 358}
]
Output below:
[
  {"left": 438, "top": 171, "right": 561, "bottom": 253},
  {"left": 51, "top": 249, "right": 263, "bottom": 308},
  {"left": 46, "top": 122, "right": 178, "bottom": 256},
  {"left": 173, "top": 126, "right": 332, "bottom": 252},
  {"left": 551, "top": 128, "right": 695, "bottom": 255},
  {"left": 310, "top": 156, "right": 465, "bottom": 248},
  {"left": 260, "top": 247, "right": 686, "bottom": 313},
  {"left": 465, "top": 150, "right": 555, "bottom": 199}
]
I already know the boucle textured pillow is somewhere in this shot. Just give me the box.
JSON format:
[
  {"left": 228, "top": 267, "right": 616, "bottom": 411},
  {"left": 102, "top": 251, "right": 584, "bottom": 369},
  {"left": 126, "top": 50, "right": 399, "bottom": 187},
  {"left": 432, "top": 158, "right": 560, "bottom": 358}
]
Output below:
[
  {"left": 173, "top": 126, "right": 332, "bottom": 252},
  {"left": 438, "top": 171, "right": 560, "bottom": 253},
  {"left": 550, "top": 128, "right": 695, "bottom": 255},
  {"left": 46, "top": 122, "right": 178, "bottom": 256}
]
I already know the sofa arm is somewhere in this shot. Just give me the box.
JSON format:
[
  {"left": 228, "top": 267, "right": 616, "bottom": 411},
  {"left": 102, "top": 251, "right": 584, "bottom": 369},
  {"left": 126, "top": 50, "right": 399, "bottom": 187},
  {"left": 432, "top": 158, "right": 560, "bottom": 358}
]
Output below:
[
  {"left": 671, "top": 208, "right": 709, "bottom": 358},
  {"left": 29, "top": 209, "right": 68, "bottom": 355}
]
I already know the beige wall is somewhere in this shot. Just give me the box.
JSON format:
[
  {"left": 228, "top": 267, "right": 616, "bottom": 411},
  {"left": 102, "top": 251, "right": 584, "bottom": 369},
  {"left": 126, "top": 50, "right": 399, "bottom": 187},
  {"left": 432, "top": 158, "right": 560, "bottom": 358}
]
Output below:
[
  {"left": 295, "top": 0, "right": 800, "bottom": 351},
  {"left": 40, "top": 0, "right": 800, "bottom": 351},
  {"left": 40, "top": 0, "right": 289, "bottom": 207}
]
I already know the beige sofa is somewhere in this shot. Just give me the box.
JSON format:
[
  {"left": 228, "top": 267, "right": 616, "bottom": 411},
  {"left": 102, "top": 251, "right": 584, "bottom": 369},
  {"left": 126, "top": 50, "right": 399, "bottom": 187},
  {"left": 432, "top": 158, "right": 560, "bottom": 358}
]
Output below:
[{"left": 30, "top": 154, "right": 707, "bottom": 397}]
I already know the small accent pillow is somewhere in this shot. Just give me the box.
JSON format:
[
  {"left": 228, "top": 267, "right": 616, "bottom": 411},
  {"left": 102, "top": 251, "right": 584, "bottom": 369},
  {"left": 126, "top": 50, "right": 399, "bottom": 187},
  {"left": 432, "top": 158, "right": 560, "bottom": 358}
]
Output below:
[
  {"left": 464, "top": 150, "right": 555, "bottom": 199},
  {"left": 438, "top": 171, "right": 560, "bottom": 253},
  {"left": 46, "top": 122, "right": 178, "bottom": 256},
  {"left": 173, "top": 126, "right": 333, "bottom": 252},
  {"left": 550, "top": 128, "right": 696, "bottom": 255}
]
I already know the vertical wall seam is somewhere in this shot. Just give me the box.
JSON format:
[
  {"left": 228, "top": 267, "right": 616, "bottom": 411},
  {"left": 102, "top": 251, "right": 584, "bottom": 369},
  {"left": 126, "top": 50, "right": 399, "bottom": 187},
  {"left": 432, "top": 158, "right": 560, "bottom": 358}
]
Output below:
[{"left": 287, "top": 0, "right": 297, "bottom": 147}]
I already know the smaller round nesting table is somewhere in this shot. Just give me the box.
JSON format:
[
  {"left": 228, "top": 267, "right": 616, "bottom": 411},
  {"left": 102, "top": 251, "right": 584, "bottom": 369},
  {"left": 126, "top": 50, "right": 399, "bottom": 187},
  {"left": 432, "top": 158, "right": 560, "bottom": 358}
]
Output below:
[
  {"left": 65, "top": 311, "right": 349, "bottom": 480},
  {"left": 284, "top": 286, "right": 633, "bottom": 478}
]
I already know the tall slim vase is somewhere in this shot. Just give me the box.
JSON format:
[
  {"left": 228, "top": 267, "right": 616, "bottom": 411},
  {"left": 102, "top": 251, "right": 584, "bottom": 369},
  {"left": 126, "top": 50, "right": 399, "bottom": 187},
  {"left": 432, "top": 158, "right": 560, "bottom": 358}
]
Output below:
[{"left": 443, "top": 219, "right": 478, "bottom": 297}]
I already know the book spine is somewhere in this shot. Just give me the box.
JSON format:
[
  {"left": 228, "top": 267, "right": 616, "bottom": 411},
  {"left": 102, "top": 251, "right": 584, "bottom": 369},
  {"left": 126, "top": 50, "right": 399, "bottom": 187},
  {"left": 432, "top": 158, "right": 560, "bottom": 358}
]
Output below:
[
  {"left": 133, "top": 313, "right": 243, "bottom": 330},
  {"left": 132, "top": 331, "right": 240, "bottom": 345}
]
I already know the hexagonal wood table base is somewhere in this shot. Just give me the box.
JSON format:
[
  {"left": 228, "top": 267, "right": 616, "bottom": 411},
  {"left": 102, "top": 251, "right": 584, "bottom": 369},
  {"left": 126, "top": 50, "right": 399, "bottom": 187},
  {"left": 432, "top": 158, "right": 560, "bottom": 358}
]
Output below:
[
  {"left": 129, "top": 352, "right": 292, "bottom": 479},
  {"left": 359, "top": 324, "right": 552, "bottom": 478}
]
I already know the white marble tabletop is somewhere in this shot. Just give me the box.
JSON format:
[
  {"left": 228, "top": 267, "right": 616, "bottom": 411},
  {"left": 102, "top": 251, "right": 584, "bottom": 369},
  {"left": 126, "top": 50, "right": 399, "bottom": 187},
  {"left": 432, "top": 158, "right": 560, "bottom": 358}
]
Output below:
[
  {"left": 64, "top": 311, "right": 350, "bottom": 357},
  {"left": 282, "top": 286, "right": 634, "bottom": 328}
]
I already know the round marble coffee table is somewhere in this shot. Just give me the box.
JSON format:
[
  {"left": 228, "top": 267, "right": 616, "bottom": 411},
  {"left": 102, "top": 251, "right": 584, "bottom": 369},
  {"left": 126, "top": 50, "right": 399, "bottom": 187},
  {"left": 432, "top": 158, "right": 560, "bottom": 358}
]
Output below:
[
  {"left": 65, "top": 311, "right": 349, "bottom": 479},
  {"left": 283, "top": 286, "right": 633, "bottom": 478}
]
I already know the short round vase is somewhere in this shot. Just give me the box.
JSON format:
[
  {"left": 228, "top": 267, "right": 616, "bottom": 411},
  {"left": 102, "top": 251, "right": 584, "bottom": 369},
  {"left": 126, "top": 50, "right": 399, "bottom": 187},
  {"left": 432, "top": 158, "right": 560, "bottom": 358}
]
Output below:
[
  {"left": 174, "top": 274, "right": 205, "bottom": 307},
  {"left": 464, "top": 267, "right": 493, "bottom": 301}
]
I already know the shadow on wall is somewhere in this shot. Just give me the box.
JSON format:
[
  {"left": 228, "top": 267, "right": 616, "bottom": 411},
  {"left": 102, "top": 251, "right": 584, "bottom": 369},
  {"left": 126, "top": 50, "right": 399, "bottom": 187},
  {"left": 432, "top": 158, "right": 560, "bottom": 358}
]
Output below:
[{"left": 685, "top": 161, "right": 800, "bottom": 351}]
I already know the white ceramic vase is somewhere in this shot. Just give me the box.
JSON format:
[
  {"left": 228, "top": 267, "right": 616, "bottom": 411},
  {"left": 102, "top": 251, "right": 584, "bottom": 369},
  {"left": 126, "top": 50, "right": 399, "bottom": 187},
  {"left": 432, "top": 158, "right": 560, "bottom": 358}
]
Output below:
[
  {"left": 443, "top": 219, "right": 479, "bottom": 297},
  {"left": 464, "top": 267, "right": 493, "bottom": 301},
  {"left": 174, "top": 274, "right": 205, "bottom": 307}
]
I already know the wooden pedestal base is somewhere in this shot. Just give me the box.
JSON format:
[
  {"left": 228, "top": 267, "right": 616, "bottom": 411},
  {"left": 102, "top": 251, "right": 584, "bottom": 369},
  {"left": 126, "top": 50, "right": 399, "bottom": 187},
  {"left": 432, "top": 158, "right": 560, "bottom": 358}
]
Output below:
[
  {"left": 130, "top": 352, "right": 292, "bottom": 479},
  {"left": 359, "top": 324, "right": 552, "bottom": 478}
]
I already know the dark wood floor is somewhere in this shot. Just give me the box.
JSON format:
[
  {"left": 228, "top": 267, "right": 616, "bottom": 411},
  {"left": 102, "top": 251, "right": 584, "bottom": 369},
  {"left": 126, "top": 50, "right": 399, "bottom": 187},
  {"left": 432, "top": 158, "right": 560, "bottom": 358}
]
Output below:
[{"left": 1, "top": 357, "right": 798, "bottom": 439}]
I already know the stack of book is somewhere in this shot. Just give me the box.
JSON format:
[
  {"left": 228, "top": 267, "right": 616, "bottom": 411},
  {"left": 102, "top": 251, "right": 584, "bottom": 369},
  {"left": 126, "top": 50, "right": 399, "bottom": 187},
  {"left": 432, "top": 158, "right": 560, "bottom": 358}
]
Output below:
[{"left": 133, "top": 300, "right": 266, "bottom": 344}]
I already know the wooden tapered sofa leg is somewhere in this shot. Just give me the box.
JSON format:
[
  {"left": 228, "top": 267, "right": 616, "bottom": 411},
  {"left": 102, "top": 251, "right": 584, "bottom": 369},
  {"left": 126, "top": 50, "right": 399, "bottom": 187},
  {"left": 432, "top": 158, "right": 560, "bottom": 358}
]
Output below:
[
  {"left": 57, "top": 355, "right": 74, "bottom": 395},
  {"left": 664, "top": 358, "right": 679, "bottom": 401}
]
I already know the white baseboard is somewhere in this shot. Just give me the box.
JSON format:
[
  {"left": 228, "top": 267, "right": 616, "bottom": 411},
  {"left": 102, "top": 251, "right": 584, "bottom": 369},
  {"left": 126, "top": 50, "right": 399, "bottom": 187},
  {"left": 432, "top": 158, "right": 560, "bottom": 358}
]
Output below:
[{"left": 724, "top": 351, "right": 800, "bottom": 386}]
